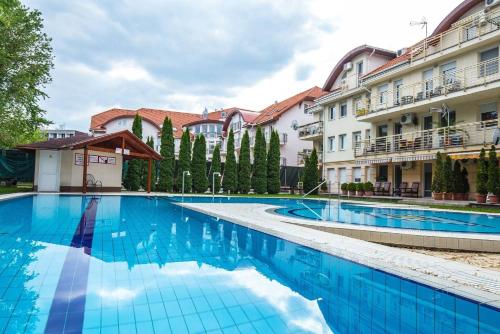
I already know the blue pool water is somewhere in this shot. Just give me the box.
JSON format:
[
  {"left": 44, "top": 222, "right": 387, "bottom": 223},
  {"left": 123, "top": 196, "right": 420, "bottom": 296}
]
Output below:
[
  {"left": 0, "top": 194, "right": 498, "bottom": 333},
  {"left": 176, "top": 197, "right": 500, "bottom": 234}
]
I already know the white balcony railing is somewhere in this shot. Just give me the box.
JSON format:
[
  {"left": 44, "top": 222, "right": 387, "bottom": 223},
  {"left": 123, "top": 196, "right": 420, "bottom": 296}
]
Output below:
[
  {"left": 297, "top": 121, "right": 323, "bottom": 139},
  {"left": 408, "top": 7, "right": 500, "bottom": 64},
  {"left": 297, "top": 149, "right": 323, "bottom": 165},
  {"left": 364, "top": 57, "right": 500, "bottom": 116},
  {"left": 355, "top": 120, "right": 498, "bottom": 158}
]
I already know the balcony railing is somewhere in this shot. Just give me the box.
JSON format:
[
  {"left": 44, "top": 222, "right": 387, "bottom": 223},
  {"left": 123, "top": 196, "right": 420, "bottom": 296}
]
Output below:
[
  {"left": 355, "top": 120, "right": 498, "bottom": 158},
  {"left": 298, "top": 121, "right": 323, "bottom": 139},
  {"left": 365, "top": 57, "right": 500, "bottom": 116},
  {"left": 297, "top": 149, "right": 323, "bottom": 165},
  {"left": 408, "top": 7, "right": 500, "bottom": 64}
]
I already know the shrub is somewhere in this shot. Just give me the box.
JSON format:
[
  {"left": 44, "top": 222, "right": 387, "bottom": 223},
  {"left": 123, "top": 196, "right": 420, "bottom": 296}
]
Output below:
[
  {"left": 355, "top": 183, "right": 364, "bottom": 191},
  {"left": 476, "top": 148, "right": 488, "bottom": 195},
  {"left": 347, "top": 182, "right": 356, "bottom": 192},
  {"left": 364, "top": 181, "right": 374, "bottom": 191},
  {"left": 487, "top": 145, "right": 499, "bottom": 195},
  {"left": 341, "top": 183, "right": 348, "bottom": 191}
]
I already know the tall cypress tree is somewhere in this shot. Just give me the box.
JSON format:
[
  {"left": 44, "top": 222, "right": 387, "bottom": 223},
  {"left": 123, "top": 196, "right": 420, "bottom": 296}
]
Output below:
[
  {"left": 238, "top": 130, "right": 251, "bottom": 194},
  {"left": 487, "top": 145, "right": 499, "bottom": 195},
  {"left": 303, "top": 148, "right": 319, "bottom": 194},
  {"left": 176, "top": 129, "right": 192, "bottom": 192},
  {"left": 126, "top": 113, "right": 143, "bottom": 191},
  {"left": 209, "top": 144, "right": 222, "bottom": 193},
  {"left": 191, "top": 134, "right": 208, "bottom": 193},
  {"left": 252, "top": 126, "right": 267, "bottom": 194},
  {"left": 477, "top": 148, "right": 488, "bottom": 195},
  {"left": 267, "top": 130, "right": 281, "bottom": 194},
  {"left": 223, "top": 129, "right": 238, "bottom": 193},
  {"left": 158, "top": 117, "right": 175, "bottom": 192},
  {"left": 146, "top": 136, "right": 157, "bottom": 191}
]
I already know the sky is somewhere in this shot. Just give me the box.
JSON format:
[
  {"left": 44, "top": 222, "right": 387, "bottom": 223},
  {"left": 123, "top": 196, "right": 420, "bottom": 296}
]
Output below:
[{"left": 23, "top": 0, "right": 460, "bottom": 131}]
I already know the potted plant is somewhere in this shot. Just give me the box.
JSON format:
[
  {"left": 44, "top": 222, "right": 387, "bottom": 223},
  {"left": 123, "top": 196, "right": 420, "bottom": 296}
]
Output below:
[
  {"left": 432, "top": 152, "right": 444, "bottom": 200},
  {"left": 442, "top": 155, "right": 453, "bottom": 200},
  {"left": 347, "top": 182, "right": 356, "bottom": 196},
  {"left": 487, "top": 145, "right": 499, "bottom": 204},
  {"left": 355, "top": 182, "right": 364, "bottom": 196},
  {"left": 364, "top": 181, "right": 374, "bottom": 196},
  {"left": 341, "top": 183, "right": 348, "bottom": 195},
  {"left": 476, "top": 148, "right": 488, "bottom": 203},
  {"left": 461, "top": 166, "right": 470, "bottom": 201},
  {"left": 452, "top": 160, "right": 463, "bottom": 200}
]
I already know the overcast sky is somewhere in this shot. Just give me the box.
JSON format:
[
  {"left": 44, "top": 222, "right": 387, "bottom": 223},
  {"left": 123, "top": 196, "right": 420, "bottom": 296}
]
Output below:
[{"left": 24, "top": 0, "right": 460, "bottom": 131}]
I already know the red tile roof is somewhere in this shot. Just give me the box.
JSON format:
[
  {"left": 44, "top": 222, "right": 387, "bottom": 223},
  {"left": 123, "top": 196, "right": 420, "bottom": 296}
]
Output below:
[
  {"left": 363, "top": 53, "right": 411, "bottom": 78},
  {"left": 250, "top": 86, "right": 327, "bottom": 126}
]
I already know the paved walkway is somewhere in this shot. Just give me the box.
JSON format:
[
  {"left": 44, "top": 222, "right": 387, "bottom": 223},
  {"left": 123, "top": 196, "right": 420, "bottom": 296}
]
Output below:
[{"left": 179, "top": 202, "right": 500, "bottom": 308}]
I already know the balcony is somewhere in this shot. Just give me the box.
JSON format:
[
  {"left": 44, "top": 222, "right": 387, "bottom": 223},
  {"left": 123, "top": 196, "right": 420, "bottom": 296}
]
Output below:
[
  {"left": 297, "top": 149, "right": 323, "bottom": 166},
  {"left": 297, "top": 121, "right": 323, "bottom": 140},
  {"left": 408, "top": 7, "right": 500, "bottom": 65},
  {"left": 354, "top": 120, "right": 497, "bottom": 159},
  {"left": 360, "top": 57, "right": 500, "bottom": 120}
]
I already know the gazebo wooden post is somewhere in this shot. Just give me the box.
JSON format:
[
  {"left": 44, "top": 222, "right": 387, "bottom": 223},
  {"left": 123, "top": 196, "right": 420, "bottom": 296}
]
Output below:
[
  {"left": 82, "top": 146, "right": 88, "bottom": 194},
  {"left": 147, "top": 158, "right": 152, "bottom": 193}
]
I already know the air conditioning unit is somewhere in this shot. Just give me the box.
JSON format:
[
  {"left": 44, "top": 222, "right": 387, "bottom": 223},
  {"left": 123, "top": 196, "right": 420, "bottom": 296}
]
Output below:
[
  {"left": 343, "top": 62, "right": 353, "bottom": 71},
  {"left": 400, "top": 113, "right": 414, "bottom": 125},
  {"left": 485, "top": 0, "right": 500, "bottom": 8},
  {"left": 402, "top": 161, "right": 413, "bottom": 170},
  {"left": 396, "top": 48, "right": 407, "bottom": 57}
]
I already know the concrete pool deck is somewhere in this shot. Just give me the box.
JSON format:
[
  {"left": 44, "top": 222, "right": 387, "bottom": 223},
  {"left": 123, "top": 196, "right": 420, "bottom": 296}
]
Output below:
[{"left": 178, "top": 202, "right": 500, "bottom": 308}]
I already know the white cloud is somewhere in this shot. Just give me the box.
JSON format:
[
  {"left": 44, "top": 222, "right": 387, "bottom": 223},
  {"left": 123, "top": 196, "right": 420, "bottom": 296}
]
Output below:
[{"left": 106, "top": 60, "right": 155, "bottom": 83}]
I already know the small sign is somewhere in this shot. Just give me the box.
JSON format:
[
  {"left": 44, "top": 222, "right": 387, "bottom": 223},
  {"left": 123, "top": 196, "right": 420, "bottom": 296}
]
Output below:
[
  {"left": 74, "top": 153, "right": 88, "bottom": 166},
  {"left": 115, "top": 147, "right": 122, "bottom": 154},
  {"left": 123, "top": 149, "right": 130, "bottom": 155},
  {"left": 98, "top": 156, "right": 108, "bottom": 164},
  {"left": 107, "top": 157, "right": 116, "bottom": 165},
  {"left": 89, "top": 155, "right": 99, "bottom": 163}
]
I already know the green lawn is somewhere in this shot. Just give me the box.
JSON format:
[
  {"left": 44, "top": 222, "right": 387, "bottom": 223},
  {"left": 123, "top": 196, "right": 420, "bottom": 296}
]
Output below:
[{"left": 0, "top": 183, "right": 32, "bottom": 195}]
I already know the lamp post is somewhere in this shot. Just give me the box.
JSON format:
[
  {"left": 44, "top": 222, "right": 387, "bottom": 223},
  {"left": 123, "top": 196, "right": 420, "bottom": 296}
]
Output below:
[
  {"left": 212, "top": 172, "right": 221, "bottom": 198},
  {"left": 182, "top": 170, "right": 190, "bottom": 201}
]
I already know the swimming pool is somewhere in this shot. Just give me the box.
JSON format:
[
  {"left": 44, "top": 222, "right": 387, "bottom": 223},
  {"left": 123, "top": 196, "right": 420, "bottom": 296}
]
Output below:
[
  {"left": 0, "top": 194, "right": 498, "bottom": 333},
  {"left": 175, "top": 196, "right": 500, "bottom": 234}
]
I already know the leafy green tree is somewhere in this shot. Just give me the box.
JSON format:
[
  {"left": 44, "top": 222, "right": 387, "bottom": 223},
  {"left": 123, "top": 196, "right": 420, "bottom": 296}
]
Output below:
[
  {"left": 223, "top": 129, "right": 238, "bottom": 193},
  {"left": 267, "top": 130, "right": 281, "bottom": 194},
  {"left": 176, "top": 129, "right": 192, "bottom": 192},
  {"left": 303, "top": 148, "right": 319, "bottom": 194},
  {"left": 0, "top": 0, "right": 54, "bottom": 147},
  {"left": 442, "top": 155, "right": 453, "bottom": 193},
  {"left": 252, "top": 126, "right": 267, "bottom": 194},
  {"left": 487, "top": 145, "right": 499, "bottom": 195},
  {"left": 158, "top": 117, "right": 174, "bottom": 191},
  {"left": 209, "top": 144, "right": 222, "bottom": 193},
  {"left": 126, "top": 114, "right": 143, "bottom": 191},
  {"left": 238, "top": 130, "right": 251, "bottom": 194},
  {"left": 432, "top": 152, "right": 443, "bottom": 193},
  {"left": 476, "top": 148, "right": 488, "bottom": 195},
  {"left": 191, "top": 134, "right": 208, "bottom": 193},
  {"left": 146, "top": 136, "right": 157, "bottom": 191}
]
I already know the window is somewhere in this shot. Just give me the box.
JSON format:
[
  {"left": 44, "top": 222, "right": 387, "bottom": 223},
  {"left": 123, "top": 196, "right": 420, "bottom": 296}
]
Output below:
[
  {"left": 352, "top": 131, "right": 361, "bottom": 149},
  {"left": 338, "top": 168, "right": 347, "bottom": 184},
  {"left": 340, "top": 103, "right": 347, "bottom": 118},
  {"left": 440, "top": 110, "right": 456, "bottom": 127},
  {"left": 441, "top": 61, "right": 457, "bottom": 85},
  {"left": 479, "top": 47, "right": 499, "bottom": 77},
  {"left": 339, "top": 134, "right": 347, "bottom": 151},
  {"left": 365, "top": 129, "right": 371, "bottom": 140},
  {"left": 60, "top": 133, "right": 66, "bottom": 138},
  {"left": 202, "top": 124, "right": 208, "bottom": 133},
  {"left": 328, "top": 106, "right": 336, "bottom": 120},
  {"left": 352, "top": 167, "right": 361, "bottom": 183},
  {"left": 378, "top": 84, "right": 388, "bottom": 105},
  {"left": 304, "top": 103, "right": 310, "bottom": 114},
  {"left": 480, "top": 102, "right": 498, "bottom": 127},
  {"left": 393, "top": 79, "right": 403, "bottom": 105},
  {"left": 328, "top": 136, "right": 336, "bottom": 152},
  {"left": 464, "top": 25, "right": 477, "bottom": 41},
  {"left": 377, "top": 124, "right": 388, "bottom": 137},
  {"left": 356, "top": 61, "right": 363, "bottom": 76},
  {"left": 221, "top": 111, "right": 227, "bottom": 118},
  {"left": 423, "top": 69, "right": 434, "bottom": 95}
]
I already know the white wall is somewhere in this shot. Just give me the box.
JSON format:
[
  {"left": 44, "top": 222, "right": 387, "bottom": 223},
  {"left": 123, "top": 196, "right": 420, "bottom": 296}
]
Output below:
[{"left": 105, "top": 118, "right": 161, "bottom": 151}]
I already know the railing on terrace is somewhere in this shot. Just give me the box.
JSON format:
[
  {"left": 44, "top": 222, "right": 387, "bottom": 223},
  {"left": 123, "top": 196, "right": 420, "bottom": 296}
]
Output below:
[
  {"left": 408, "top": 7, "right": 500, "bottom": 64},
  {"left": 354, "top": 120, "right": 498, "bottom": 157},
  {"left": 297, "top": 150, "right": 323, "bottom": 165},
  {"left": 297, "top": 121, "right": 323, "bottom": 139},
  {"left": 364, "top": 57, "right": 500, "bottom": 115}
]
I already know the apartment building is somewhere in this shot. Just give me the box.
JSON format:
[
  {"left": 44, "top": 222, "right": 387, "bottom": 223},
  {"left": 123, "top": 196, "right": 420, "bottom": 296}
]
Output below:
[
  {"left": 300, "top": 46, "right": 396, "bottom": 192},
  {"left": 248, "top": 86, "right": 325, "bottom": 167},
  {"left": 43, "top": 129, "right": 87, "bottom": 140},
  {"left": 354, "top": 0, "right": 500, "bottom": 197},
  {"left": 221, "top": 108, "right": 260, "bottom": 157}
]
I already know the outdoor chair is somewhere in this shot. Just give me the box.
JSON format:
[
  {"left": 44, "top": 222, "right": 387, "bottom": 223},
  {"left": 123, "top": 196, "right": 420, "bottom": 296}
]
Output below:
[
  {"left": 374, "top": 182, "right": 382, "bottom": 194},
  {"left": 86, "top": 174, "right": 102, "bottom": 192},
  {"left": 402, "top": 182, "right": 420, "bottom": 197},
  {"left": 393, "top": 182, "right": 408, "bottom": 197},
  {"left": 374, "top": 182, "right": 391, "bottom": 196}
]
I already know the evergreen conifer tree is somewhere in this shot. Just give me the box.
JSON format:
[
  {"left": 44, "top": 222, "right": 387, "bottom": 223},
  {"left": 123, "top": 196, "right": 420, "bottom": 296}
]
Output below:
[
  {"left": 209, "top": 144, "right": 222, "bottom": 193},
  {"left": 126, "top": 113, "right": 143, "bottom": 191},
  {"left": 477, "top": 148, "right": 488, "bottom": 195},
  {"left": 191, "top": 134, "right": 208, "bottom": 193},
  {"left": 487, "top": 145, "right": 499, "bottom": 195},
  {"left": 158, "top": 117, "right": 175, "bottom": 191},
  {"left": 176, "top": 129, "right": 192, "bottom": 192},
  {"left": 442, "top": 155, "right": 453, "bottom": 193},
  {"left": 223, "top": 129, "right": 238, "bottom": 193},
  {"left": 238, "top": 130, "right": 251, "bottom": 194},
  {"left": 252, "top": 126, "right": 267, "bottom": 194},
  {"left": 267, "top": 130, "right": 281, "bottom": 194},
  {"left": 146, "top": 136, "right": 157, "bottom": 191},
  {"left": 303, "top": 148, "right": 319, "bottom": 194},
  {"left": 432, "top": 152, "right": 444, "bottom": 193}
]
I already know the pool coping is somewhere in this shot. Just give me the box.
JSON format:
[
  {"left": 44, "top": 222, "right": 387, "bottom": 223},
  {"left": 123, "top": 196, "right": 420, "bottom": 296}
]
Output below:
[{"left": 177, "top": 202, "right": 500, "bottom": 309}]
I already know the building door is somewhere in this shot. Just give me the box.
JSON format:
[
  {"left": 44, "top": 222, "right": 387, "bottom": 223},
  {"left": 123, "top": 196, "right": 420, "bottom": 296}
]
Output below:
[
  {"left": 394, "top": 165, "right": 402, "bottom": 188},
  {"left": 377, "top": 165, "right": 388, "bottom": 182},
  {"left": 338, "top": 168, "right": 347, "bottom": 185},
  {"left": 327, "top": 168, "right": 336, "bottom": 192},
  {"left": 38, "top": 150, "right": 61, "bottom": 192},
  {"left": 423, "top": 163, "right": 433, "bottom": 197}
]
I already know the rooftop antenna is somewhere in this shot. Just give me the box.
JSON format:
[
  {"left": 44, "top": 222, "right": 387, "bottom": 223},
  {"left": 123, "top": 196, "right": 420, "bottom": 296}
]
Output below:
[{"left": 410, "top": 17, "right": 428, "bottom": 39}]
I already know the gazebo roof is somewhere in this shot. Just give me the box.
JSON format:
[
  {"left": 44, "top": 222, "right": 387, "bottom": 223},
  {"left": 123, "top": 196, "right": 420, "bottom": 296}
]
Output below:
[{"left": 17, "top": 130, "right": 162, "bottom": 161}]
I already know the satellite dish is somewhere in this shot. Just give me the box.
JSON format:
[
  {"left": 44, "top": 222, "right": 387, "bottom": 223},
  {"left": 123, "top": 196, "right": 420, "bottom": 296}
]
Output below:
[{"left": 291, "top": 120, "right": 299, "bottom": 130}]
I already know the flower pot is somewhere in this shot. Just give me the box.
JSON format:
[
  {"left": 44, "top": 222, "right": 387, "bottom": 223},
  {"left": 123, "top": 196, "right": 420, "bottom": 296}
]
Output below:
[
  {"left": 348, "top": 190, "right": 356, "bottom": 196},
  {"left": 476, "top": 194, "right": 487, "bottom": 203},
  {"left": 341, "top": 190, "right": 347, "bottom": 195},
  {"left": 488, "top": 194, "right": 498, "bottom": 204},
  {"left": 365, "top": 191, "right": 374, "bottom": 196},
  {"left": 452, "top": 193, "right": 462, "bottom": 201},
  {"left": 432, "top": 192, "right": 443, "bottom": 200},
  {"left": 443, "top": 193, "right": 452, "bottom": 200},
  {"left": 356, "top": 190, "right": 364, "bottom": 197}
]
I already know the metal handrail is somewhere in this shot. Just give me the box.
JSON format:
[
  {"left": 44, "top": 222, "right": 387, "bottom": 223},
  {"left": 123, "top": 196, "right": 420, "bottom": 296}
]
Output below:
[{"left": 302, "top": 179, "right": 328, "bottom": 198}]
